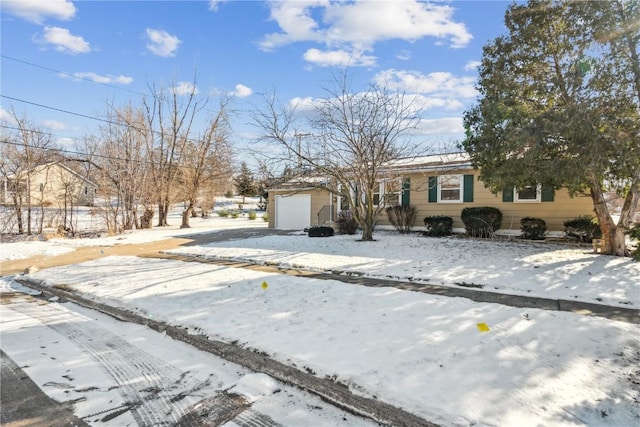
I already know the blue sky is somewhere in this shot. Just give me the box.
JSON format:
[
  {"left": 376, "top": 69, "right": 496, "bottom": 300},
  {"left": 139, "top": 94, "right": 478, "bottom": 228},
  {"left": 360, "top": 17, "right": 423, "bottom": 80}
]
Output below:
[{"left": 1, "top": 0, "right": 511, "bottom": 160}]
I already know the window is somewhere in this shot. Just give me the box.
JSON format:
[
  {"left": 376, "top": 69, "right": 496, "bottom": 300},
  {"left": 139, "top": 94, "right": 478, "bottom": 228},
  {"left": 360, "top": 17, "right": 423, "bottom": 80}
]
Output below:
[
  {"left": 336, "top": 183, "right": 354, "bottom": 212},
  {"left": 429, "top": 175, "right": 474, "bottom": 203},
  {"left": 373, "top": 180, "right": 402, "bottom": 207},
  {"left": 514, "top": 185, "right": 541, "bottom": 203},
  {"left": 503, "top": 184, "right": 553, "bottom": 203},
  {"left": 438, "top": 175, "right": 463, "bottom": 203}
]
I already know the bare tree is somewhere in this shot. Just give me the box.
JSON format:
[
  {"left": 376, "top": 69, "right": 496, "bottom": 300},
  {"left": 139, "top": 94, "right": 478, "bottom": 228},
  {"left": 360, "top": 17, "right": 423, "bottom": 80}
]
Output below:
[
  {"left": 179, "top": 98, "right": 233, "bottom": 228},
  {"left": 254, "top": 74, "right": 420, "bottom": 240},
  {"left": 91, "top": 103, "right": 153, "bottom": 233},
  {"left": 0, "top": 109, "right": 54, "bottom": 235},
  {"left": 143, "top": 79, "right": 203, "bottom": 226}
]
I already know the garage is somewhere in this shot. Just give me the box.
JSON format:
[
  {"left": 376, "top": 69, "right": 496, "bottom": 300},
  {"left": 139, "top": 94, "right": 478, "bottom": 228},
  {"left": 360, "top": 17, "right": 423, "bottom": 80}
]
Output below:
[{"left": 275, "top": 194, "right": 311, "bottom": 230}]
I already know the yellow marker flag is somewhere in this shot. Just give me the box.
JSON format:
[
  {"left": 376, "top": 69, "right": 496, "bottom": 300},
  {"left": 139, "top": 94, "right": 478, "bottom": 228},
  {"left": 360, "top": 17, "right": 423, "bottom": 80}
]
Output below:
[
  {"left": 477, "top": 322, "right": 490, "bottom": 332},
  {"left": 261, "top": 281, "right": 268, "bottom": 290}
]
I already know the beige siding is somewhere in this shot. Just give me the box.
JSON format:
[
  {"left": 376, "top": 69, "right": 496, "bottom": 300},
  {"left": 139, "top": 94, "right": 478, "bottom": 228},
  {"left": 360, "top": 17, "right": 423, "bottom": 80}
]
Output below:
[
  {"left": 269, "top": 170, "right": 596, "bottom": 233},
  {"left": 268, "top": 188, "right": 333, "bottom": 228},
  {"left": 406, "top": 170, "right": 594, "bottom": 232},
  {"left": 23, "top": 164, "right": 96, "bottom": 207}
]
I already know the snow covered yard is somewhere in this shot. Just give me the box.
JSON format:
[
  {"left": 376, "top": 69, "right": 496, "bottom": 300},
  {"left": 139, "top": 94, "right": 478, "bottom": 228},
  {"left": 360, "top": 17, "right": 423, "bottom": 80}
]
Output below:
[
  {"left": 2, "top": 209, "right": 639, "bottom": 426},
  {"left": 15, "top": 255, "right": 639, "bottom": 426},
  {"left": 166, "top": 231, "right": 639, "bottom": 308}
]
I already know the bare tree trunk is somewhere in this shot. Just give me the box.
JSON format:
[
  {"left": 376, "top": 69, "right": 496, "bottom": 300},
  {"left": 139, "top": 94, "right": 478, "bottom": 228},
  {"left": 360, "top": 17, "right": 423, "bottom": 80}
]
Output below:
[
  {"left": 157, "top": 202, "right": 165, "bottom": 227},
  {"left": 13, "top": 195, "right": 23, "bottom": 234},
  {"left": 181, "top": 201, "right": 195, "bottom": 228},
  {"left": 589, "top": 173, "right": 629, "bottom": 256}
]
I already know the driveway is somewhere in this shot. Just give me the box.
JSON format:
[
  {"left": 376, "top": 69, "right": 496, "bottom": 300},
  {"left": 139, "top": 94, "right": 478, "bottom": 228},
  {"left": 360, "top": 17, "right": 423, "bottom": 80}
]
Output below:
[{"left": 1, "top": 228, "right": 292, "bottom": 276}]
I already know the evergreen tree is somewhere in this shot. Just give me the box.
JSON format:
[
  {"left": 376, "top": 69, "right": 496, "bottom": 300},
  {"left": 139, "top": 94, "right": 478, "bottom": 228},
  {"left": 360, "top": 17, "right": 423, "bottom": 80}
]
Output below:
[
  {"left": 463, "top": 0, "right": 640, "bottom": 256},
  {"left": 234, "top": 162, "right": 257, "bottom": 203}
]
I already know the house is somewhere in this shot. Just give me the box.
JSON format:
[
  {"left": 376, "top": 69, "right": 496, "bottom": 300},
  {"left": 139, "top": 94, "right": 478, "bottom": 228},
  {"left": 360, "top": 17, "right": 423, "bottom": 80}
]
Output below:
[
  {"left": 1, "top": 162, "right": 98, "bottom": 207},
  {"left": 267, "top": 152, "right": 595, "bottom": 234}
]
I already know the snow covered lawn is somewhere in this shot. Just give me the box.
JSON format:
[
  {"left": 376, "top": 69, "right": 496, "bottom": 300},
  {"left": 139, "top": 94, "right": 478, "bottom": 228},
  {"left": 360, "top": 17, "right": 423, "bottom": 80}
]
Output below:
[
  {"left": 166, "top": 231, "right": 639, "bottom": 308},
  {"left": 2, "top": 217, "right": 639, "bottom": 426}
]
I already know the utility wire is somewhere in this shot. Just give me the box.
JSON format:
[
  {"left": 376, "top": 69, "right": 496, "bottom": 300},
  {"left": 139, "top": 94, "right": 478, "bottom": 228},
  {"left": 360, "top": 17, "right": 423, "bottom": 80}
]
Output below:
[
  {"left": 1, "top": 54, "right": 147, "bottom": 98},
  {"left": 0, "top": 94, "right": 232, "bottom": 150},
  {"left": 0, "top": 138, "right": 231, "bottom": 173}
]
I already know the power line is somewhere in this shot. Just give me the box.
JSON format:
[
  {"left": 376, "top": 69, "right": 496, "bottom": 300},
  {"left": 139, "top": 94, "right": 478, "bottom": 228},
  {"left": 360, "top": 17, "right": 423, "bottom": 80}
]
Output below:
[
  {"left": 0, "top": 94, "right": 231, "bottom": 150},
  {"left": 0, "top": 138, "right": 231, "bottom": 173},
  {"left": 2, "top": 94, "right": 119, "bottom": 126},
  {"left": 1, "top": 54, "right": 146, "bottom": 98},
  {"left": 1, "top": 54, "right": 247, "bottom": 115}
]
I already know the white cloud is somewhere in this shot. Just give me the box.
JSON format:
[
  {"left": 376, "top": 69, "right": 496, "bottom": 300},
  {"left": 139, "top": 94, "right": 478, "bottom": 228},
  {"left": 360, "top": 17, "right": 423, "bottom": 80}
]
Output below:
[
  {"left": 417, "top": 117, "right": 464, "bottom": 135},
  {"left": 72, "top": 72, "right": 133, "bottom": 85},
  {"left": 145, "top": 28, "right": 181, "bottom": 57},
  {"left": 374, "top": 69, "right": 477, "bottom": 99},
  {"left": 464, "top": 60, "right": 481, "bottom": 71},
  {"left": 260, "top": 0, "right": 472, "bottom": 63},
  {"left": 232, "top": 84, "right": 253, "bottom": 98},
  {"left": 42, "top": 119, "right": 66, "bottom": 130},
  {"left": 1, "top": 0, "right": 76, "bottom": 24},
  {"left": 396, "top": 50, "right": 411, "bottom": 61},
  {"left": 208, "top": 0, "right": 228, "bottom": 11},
  {"left": 407, "top": 94, "right": 464, "bottom": 111},
  {"left": 39, "top": 26, "right": 90, "bottom": 54},
  {"left": 303, "top": 48, "right": 376, "bottom": 67},
  {"left": 289, "top": 96, "right": 319, "bottom": 112},
  {"left": 0, "top": 108, "right": 17, "bottom": 124},
  {"left": 173, "top": 81, "right": 199, "bottom": 96}
]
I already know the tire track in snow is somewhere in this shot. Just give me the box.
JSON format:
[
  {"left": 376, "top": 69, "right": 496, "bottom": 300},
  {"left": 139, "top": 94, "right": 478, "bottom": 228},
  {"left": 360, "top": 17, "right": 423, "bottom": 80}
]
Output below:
[{"left": 4, "top": 298, "right": 202, "bottom": 426}]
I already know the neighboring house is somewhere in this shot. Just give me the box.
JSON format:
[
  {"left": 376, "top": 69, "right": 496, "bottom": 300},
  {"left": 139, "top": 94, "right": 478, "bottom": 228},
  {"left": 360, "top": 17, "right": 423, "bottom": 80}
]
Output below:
[
  {"left": 267, "top": 152, "right": 595, "bottom": 234},
  {"left": 1, "top": 162, "right": 97, "bottom": 207}
]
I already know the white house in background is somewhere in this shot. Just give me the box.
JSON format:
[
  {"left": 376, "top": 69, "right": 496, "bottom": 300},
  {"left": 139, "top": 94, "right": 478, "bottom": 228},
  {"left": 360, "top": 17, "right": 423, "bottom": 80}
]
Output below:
[{"left": 1, "top": 162, "right": 97, "bottom": 207}]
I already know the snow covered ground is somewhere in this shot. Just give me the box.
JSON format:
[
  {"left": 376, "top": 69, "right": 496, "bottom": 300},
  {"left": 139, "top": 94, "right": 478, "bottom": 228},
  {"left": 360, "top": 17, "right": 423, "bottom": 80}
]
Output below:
[{"left": 1, "top": 204, "right": 639, "bottom": 426}]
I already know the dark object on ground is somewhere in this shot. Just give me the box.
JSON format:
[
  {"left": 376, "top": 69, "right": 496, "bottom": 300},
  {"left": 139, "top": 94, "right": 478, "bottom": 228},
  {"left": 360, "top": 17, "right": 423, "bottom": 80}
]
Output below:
[{"left": 308, "top": 226, "right": 334, "bottom": 237}]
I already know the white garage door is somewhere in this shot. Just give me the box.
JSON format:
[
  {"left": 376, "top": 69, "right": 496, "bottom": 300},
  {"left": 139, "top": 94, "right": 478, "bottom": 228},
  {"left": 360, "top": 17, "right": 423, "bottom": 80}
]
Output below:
[{"left": 275, "top": 194, "right": 311, "bottom": 230}]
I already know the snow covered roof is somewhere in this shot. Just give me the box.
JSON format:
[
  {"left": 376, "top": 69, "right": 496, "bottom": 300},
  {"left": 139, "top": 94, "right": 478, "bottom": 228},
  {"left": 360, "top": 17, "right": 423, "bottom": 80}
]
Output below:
[
  {"left": 269, "top": 152, "right": 474, "bottom": 190},
  {"left": 382, "top": 152, "right": 472, "bottom": 172}
]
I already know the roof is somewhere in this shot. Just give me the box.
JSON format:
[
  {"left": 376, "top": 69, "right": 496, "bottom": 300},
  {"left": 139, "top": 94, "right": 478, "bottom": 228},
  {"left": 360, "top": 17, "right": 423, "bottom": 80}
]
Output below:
[
  {"left": 268, "top": 152, "right": 475, "bottom": 191},
  {"left": 7, "top": 162, "right": 98, "bottom": 187},
  {"left": 382, "top": 152, "right": 472, "bottom": 172}
]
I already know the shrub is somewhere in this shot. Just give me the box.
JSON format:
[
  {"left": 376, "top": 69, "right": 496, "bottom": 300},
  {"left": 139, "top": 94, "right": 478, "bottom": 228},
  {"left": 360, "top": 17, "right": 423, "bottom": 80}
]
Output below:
[
  {"left": 461, "top": 207, "right": 503, "bottom": 238},
  {"left": 248, "top": 210, "right": 257, "bottom": 220},
  {"left": 224, "top": 190, "right": 234, "bottom": 198},
  {"left": 337, "top": 211, "right": 358, "bottom": 235},
  {"left": 217, "top": 209, "right": 229, "bottom": 218},
  {"left": 308, "top": 225, "right": 334, "bottom": 237},
  {"left": 262, "top": 212, "right": 269, "bottom": 222},
  {"left": 386, "top": 205, "right": 417, "bottom": 234},
  {"left": 627, "top": 223, "right": 640, "bottom": 261},
  {"left": 520, "top": 217, "right": 547, "bottom": 240},
  {"left": 564, "top": 215, "right": 601, "bottom": 243},
  {"left": 229, "top": 210, "right": 240, "bottom": 219},
  {"left": 423, "top": 216, "right": 453, "bottom": 237}
]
